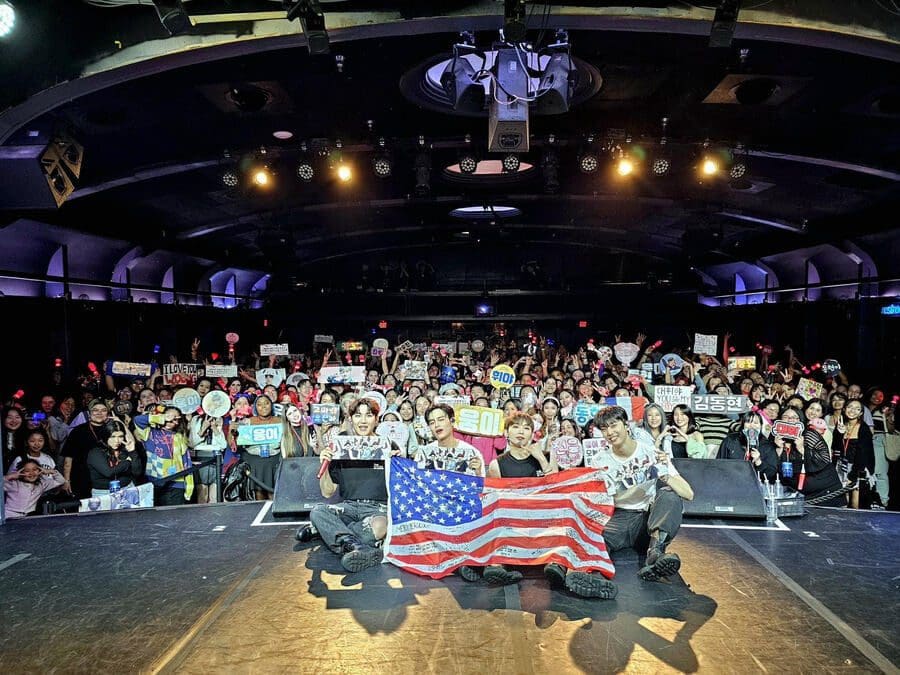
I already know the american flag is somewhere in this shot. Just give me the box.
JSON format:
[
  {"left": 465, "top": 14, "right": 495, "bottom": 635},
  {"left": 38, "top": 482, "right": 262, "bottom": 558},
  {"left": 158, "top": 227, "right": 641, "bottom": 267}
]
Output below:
[{"left": 383, "top": 457, "right": 616, "bottom": 579}]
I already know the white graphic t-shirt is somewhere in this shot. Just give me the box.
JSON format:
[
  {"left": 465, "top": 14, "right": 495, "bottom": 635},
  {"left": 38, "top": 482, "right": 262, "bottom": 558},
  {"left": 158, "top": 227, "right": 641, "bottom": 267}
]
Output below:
[{"left": 594, "top": 439, "right": 678, "bottom": 511}]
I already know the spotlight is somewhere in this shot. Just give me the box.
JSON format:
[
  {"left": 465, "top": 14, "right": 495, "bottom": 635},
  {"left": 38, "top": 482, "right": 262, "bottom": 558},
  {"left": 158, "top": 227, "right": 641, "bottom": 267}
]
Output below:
[
  {"left": 296, "top": 159, "right": 315, "bottom": 182},
  {"left": 296, "top": 141, "right": 315, "bottom": 182},
  {"left": 730, "top": 148, "right": 749, "bottom": 180},
  {"left": 221, "top": 168, "right": 239, "bottom": 188},
  {"left": 440, "top": 47, "right": 485, "bottom": 113},
  {"left": 652, "top": 157, "right": 670, "bottom": 176},
  {"left": 372, "top": 154, "right": 392, "bottom": 178},
  {"left": 701, "top": 158, "right": 719, "bottom": 176},
  {"left": 151, "top": 0, "right": 191, "bottom": 36},
  {"left": 459, "top": 154, "right": 478, "bottom": 174},
  {"left": 502, "top": 153, "right": 520, "bottom": 173},
  {"left": 286, "top": 0, "right": 329, "bottom": 55},
  {"left": 0, "top": 1, "right": 14, "bottom": 38},
  {"left": 336, "top": 164, "right": 352, "bottom": 182},
  {"left": 616, "top": 158, "right": 635, "bottom": 177},
  {"left": 414, "top": 151, "right": 432, "bottom": 197},
  {"left": 253, "top": 167, "right": 272, "bottom": 186},
  {"left": 579, "top": 152, "right": 599, "bottom": 174}
]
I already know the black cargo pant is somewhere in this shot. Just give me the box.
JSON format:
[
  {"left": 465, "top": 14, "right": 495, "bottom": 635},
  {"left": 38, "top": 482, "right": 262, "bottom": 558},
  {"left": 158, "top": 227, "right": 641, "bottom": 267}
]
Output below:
[{"left": 603, "top": 485, "right": 683, "bottom": 553}]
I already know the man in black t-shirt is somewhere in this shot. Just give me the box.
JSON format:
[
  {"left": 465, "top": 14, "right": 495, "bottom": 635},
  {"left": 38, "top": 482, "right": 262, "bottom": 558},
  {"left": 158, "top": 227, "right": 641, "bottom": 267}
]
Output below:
[{"left": 296, "top": 400, "right": 394, "bottom": 572}]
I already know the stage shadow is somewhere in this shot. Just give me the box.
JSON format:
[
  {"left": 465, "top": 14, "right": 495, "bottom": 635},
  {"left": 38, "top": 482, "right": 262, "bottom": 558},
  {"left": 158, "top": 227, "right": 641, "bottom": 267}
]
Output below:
[
  {"left": 298, "top": 541, "right": 716, "bottom": 672},
  {"left": 523, "top": 551, "right": 718, "bottom": 673}
]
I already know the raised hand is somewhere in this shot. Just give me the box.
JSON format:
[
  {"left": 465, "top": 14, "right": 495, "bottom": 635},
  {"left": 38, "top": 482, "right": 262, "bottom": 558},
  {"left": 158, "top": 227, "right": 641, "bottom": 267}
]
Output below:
[{"left": 635, "top": 332, "right": 647, "bottom": 347}]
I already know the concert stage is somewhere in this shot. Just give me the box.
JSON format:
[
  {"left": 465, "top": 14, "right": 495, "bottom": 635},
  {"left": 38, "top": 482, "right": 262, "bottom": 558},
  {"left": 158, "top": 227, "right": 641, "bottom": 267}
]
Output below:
[{"left": 1, "top": 503, "right": 897, "bottom": 674}]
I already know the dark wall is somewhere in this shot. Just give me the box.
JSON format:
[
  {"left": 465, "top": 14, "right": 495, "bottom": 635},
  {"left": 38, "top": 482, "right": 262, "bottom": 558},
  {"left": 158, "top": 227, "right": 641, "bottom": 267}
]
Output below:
[{"left": 1, "top": 293, "right": 896, "bottom": 407}]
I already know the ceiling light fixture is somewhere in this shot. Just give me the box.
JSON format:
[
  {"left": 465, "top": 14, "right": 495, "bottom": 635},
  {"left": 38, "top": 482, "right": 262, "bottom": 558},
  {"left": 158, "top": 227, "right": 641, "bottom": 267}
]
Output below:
[
  {"left": 336, "top": 164, "right": 352, "bottom": 182},
  {"left": 221, "top": 168, "right": 239, "bottom": 188},
  {"left": 0, "top": 1, "right": 15, "bottom": 38},
  {"left": 286, "top": 0, "right": 329, "bottom": 55},
  {"left": 414, "top": 136, "right": 432, "bottom": 197},
  {"left": 458, "top": 133, "right": 478, "bottom": 174},
  {"left": 652, "top": 157, "right": 670, "bottom": 176},
  {"left": 151, "top": 0, "right": 191, "bottom": 36},
  {"left": 616, "top": 157, "right": 635, "bottom": 177},
  {"left": 501, "top": 153, "right": 521, "bottom": 173},
  {"left": 372, "top": 137, "right": 392, "bottom": 178},
  {"left": 578, "top": 134, "right": 599, "bottom": 174},
  {"left": 273, "top": 130, "right": 294, "bottom": 140},
  {"left": 296, "top": 141, "right": 315, "bottom": 182},
  {"left": 253, "top": 167, "right": 272, "bottom": 186},
  {"left": 701, "top": 157, "right": 719, "bottom": 176}
]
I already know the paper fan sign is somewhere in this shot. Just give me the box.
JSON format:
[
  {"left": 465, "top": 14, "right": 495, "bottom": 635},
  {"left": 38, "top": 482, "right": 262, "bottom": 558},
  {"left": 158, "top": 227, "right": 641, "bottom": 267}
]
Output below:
[
  {"left": 360, "top": 390, "right": 387, "bottom": 414},
  {"left": 372, "top": 338, "right": 389, "bottom": 358},
  {"left": 596, "top": 346, "right": 613, "bottom": 363},
  {"left": 661, "top": 353, "right": 684, "bottom": 376},
  {"left": 202, "top": 390, "right": 231, "bottom": 418},
  {"left": 614, "top": 342, "right": 640, "bottom": 366},
  {"left": 550, "top": 436, "right": 583, "bottom": 469},
  {"left": 471, "top": 339, "right": 485, "bottom": 353},
  {"left": 225, "top": 332, "right": 240, "bottom": 345},
  {"left": 822, "top": 359, "right": 841, "bottom": 376},
  {"left": 286, "top": 372, "right": 308, "bottom": 387},
  {"left": 172, "top": 388, "right": 202, "bottom": 415},
  {"left": 376, "top": 421, "right": 410, "bottom": 449}
]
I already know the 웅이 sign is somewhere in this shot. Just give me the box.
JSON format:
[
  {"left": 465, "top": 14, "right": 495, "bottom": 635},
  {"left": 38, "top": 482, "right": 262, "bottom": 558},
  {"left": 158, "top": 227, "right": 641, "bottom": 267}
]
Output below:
[
  {"left": 236, "top": 423, "right": 284, "bottom": 446},
  {"left": 454, "top": 405, "right": 505, "bottom": 437}
]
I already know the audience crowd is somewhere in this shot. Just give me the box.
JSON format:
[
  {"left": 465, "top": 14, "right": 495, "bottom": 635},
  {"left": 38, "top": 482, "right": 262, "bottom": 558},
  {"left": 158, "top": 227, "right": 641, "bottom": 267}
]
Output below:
[{"left": 3, "top": 331, "right": 898, "bottom": 518}]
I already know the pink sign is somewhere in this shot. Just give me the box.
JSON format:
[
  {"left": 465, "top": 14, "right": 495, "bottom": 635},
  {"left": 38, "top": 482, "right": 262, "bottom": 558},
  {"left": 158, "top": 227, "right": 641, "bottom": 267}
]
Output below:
[{"left": 550, "top": 436, "right": 583, "bottom": 469}]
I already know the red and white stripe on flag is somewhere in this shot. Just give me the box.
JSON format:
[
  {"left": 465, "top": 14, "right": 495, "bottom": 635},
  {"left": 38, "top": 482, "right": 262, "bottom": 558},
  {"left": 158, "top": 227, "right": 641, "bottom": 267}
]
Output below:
[{"left": 384, "top": 462, "right": 616, "bottom": 580}]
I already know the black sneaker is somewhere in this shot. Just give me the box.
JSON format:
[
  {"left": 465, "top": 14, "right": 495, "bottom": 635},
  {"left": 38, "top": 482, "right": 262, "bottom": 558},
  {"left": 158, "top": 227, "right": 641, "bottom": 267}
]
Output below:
[
  {"left": 638, "top": 552, "right": 681, "bottom": 581},
  {"left": 295, "top": 524, "right": 319, "bottom": 542},
  {"left": 340, "top": 545, "right": 384, "bottom": 572},
  {"left": 458, "top": 565, "right": 482, "bottom": 582},
  {"left": 564, "top": 571, "right": 618, "bottom": 599},
  {"left": 639, "top": 532, "right": 681, "bottom": 581},
  {"left": 483, "top": 565, "right": 523, "bottom": 586},
  {"left": 543, "top": 563, "right": 567, "bottom": 589}
]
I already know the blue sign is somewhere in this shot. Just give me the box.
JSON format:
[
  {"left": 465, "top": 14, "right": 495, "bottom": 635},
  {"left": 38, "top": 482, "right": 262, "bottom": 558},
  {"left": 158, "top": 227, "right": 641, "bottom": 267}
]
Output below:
[
  {"left": 881, "top": 303, "right": 900, "bottom": 317},
  {"left": 573, "top": 402, "right": 602, "bottom": 428},
  {"left": 236, "top": 423, "right": 283, "bottom": 446}
]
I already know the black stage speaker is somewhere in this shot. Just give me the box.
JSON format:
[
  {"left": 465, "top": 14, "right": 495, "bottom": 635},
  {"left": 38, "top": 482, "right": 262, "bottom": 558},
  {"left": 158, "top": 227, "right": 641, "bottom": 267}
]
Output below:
[
  {"left": 672, "top": 458, "right": 766, "bottom": 519},
  {"left": 272, "top": 457, "right": 341, "bottom": 517}
]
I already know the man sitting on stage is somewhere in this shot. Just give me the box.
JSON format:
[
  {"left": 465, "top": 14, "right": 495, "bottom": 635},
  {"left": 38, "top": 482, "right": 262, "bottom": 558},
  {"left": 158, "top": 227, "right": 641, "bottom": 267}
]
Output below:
[
  {"left": 296, "top": 398, "right": 395, "bottom": 573},
  {"left": 594, "top": 406, "right": 694, "bottom": 581}
]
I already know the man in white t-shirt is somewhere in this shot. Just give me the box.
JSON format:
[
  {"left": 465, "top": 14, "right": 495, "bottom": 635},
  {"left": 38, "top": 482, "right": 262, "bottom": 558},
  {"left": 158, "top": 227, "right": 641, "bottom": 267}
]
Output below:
[
  {"left": 594, "top": 406, "right": 694, "bottom": 581},
  {"left": 416, "top": 404, "right": 485, "bottom": 477}
]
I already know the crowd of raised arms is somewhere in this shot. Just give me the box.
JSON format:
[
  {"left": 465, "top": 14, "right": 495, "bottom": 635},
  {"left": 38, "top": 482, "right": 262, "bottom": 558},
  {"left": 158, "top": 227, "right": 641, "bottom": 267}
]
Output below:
[{"left": 3, "top": 331, "right": 898, "bottom": 522}]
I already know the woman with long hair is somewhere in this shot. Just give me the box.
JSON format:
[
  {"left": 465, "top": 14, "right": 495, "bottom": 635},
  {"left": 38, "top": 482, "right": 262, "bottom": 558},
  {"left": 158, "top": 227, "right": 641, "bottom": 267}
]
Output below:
[
  {"left": 7, "top": 429, "right": 57, "bottom": 474},
  {"left": 1, "top": 407, "right": 28, "bottom": 473},
  {"left": 717, "top": 411, "right": 778, "bottom": 481},
  {"left": 282, "top": 403, "right": 314, "bottom": 458},
  {"left": 87, "top": 421, "right": 142, "bottom": 495},
  {"left": 667, "top": 405, "right": 707, "bottom": 459},
  {"left": 832, "top": 398, "right": 877, "bottom": 509}
]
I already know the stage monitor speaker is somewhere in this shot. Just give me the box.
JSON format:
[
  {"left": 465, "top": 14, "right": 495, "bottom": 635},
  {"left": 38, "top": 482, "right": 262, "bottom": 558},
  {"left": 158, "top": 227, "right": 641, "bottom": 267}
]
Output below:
[
  {"left": 672, "top": 458, "right": 766, "bottom": 519},
  {"left": 272, "top": 457, "right": 341, "bottom": 517},
  {"left": 0, "top": 142, "right": 76, "bottom": 209}
]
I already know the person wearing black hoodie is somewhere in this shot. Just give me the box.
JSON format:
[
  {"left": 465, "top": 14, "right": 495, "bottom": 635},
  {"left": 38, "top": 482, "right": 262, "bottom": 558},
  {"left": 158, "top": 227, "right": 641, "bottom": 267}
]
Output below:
[{"left": 717, "top": 411, "right": 778, "bottom": 481}]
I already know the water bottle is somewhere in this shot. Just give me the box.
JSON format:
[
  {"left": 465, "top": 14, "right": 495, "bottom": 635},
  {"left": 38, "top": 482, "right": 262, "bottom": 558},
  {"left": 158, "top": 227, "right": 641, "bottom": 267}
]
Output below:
[
  {"left": 765, "top": 496, "right": 778, "bottom": 523},
  {"left": 109, "top": 480, "right": 121, "bottom": 510}
]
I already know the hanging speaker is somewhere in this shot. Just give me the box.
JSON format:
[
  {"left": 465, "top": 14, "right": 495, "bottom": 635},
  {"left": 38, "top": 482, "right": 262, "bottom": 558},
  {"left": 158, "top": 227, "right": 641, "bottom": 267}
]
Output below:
[{"left": 51, "top": 135, "right": 84, "bottom": 179}]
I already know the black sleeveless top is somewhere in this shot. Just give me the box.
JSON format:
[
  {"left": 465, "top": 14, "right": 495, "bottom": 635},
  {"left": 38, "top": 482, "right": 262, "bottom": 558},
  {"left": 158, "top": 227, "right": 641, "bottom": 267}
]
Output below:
[{"left": 497, "top": 452, "right": 543, "bottom": 478}]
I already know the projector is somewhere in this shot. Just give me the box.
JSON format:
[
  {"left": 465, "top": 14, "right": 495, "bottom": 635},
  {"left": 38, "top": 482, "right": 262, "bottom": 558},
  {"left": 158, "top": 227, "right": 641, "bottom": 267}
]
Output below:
[{"left": 488, "top": 47, "right": 529, "bottom": 153}]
